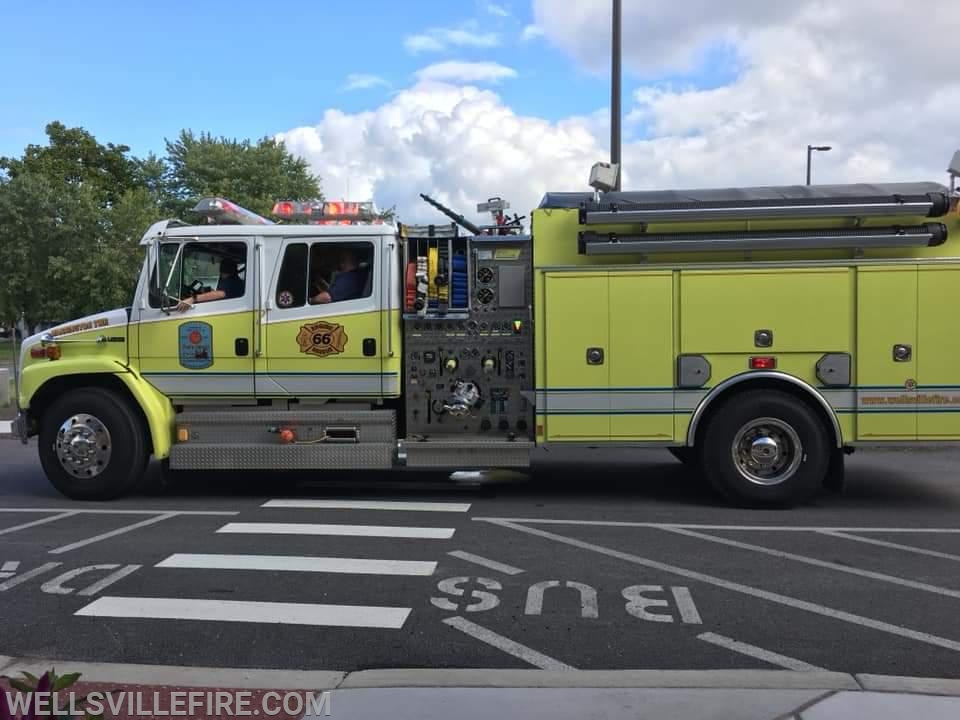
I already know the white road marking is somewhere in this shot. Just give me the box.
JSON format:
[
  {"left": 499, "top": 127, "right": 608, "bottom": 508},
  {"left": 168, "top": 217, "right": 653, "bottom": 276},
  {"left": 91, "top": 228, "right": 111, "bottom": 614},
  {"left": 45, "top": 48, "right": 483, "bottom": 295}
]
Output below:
[
  {"left": 0, "top": 508, "right": 238, "bottom": 515},
  {"left": 0, "top": 511, "right": 79, "bottom": 536},
  {"left": 0, "top": 562, "right": 18, "bottom": 572},
  {"left": 156, "top": 553, "right": 437, "bottom": 576},
  {"left": 442, "top": 616, "right": 576, "bottom": 670},
  {"left": 0, "top": 562, "right": 61, "bottom": 592},
  {"left": 217, "top": 522, "right": 454, "bottom": 539},
  {"left": 671, "top": 587, "right": 703, "bottom": 625},
  {"left": 697, "top": 632, "right": 826, "bottom": 672},
  {"left": 263, "top": 499, "right": 471, "bottom": 513},
  {"left": 447, "top": 551, "right": 525, "bottom": 576},
  {"left": 482, "top": 518, "right": 960, "bottom": 654},
  {"left": 49, "top": 513, "right": 178, "bottom": 555},
  {"left": 661, "top": 526, "right": 960, "bottom": 600},
  {"left": 0, "top": 421, "right": 12, "bottom": 434},
  {"left": 77, "top": 564, "right": 142, "bottom": 596},
  {"left": 818, "top": 530, "right": 960, "bottom": 563},
  {"left": 472, "top": 518, "right": 960, "bottom": 533},
  {"left": 76, "top": 597, "right": 411, "bottom": 629}
]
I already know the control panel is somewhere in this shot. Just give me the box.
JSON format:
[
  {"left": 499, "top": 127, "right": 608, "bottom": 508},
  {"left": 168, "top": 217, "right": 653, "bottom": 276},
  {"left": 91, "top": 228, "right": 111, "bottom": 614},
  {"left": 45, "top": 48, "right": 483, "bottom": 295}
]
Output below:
[{"left": 401, "top": 231, "right": 533, "bottom": 439}]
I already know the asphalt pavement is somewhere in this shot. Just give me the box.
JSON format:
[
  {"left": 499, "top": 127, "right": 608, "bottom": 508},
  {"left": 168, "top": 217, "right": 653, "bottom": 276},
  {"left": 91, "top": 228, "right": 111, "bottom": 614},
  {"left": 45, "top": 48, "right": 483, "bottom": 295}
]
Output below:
[{"left": 2, "top": 439, "right": 960, "bottom": 680}]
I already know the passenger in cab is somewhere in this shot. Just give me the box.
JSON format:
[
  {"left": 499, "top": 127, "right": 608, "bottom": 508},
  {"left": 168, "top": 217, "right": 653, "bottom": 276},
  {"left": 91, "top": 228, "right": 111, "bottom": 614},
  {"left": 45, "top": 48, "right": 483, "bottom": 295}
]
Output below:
[
  {"left": 310, "top": 248, "right": 367, "bottom": 304},
  {"left": 177, "top": 257, "right": 244, "bottom": 311}
]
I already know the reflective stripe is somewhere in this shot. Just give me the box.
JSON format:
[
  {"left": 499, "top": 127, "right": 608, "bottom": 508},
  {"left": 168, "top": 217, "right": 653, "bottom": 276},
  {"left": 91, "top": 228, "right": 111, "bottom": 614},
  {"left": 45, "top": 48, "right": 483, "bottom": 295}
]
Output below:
[
  {"left": 536, "top": 389, "right": 706, "bottom": 415},
  {"left": 144, "top": 372, "right": 399, "bottom": 396}
]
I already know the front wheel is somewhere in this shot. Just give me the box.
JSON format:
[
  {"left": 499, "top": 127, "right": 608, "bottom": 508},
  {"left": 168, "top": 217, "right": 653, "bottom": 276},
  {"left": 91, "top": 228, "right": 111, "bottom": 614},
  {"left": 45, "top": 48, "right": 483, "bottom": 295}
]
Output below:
[
  {"left": 699, "top": 390, "right": 829, "bottom": 508},
  {"left": 39, "top": 389, "right": 147, "bottom": 500}
]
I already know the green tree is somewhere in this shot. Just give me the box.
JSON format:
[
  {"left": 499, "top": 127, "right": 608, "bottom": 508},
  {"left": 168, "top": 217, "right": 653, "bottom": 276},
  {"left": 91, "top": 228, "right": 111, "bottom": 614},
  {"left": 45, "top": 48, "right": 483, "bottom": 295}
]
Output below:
[
  {"left": 0, "top": 121, "right": 141, "bottom": 206},
  {"left": 164, "top": 130, "right": 321, "bottom": 217}
]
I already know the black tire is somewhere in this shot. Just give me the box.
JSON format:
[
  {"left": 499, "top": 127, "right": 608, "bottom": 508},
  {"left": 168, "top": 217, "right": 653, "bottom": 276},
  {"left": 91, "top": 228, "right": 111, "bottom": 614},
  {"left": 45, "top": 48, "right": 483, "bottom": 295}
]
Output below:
[
  {"left": 39, "top": 388, "right": 147, "bottom": 500},
  {"left": 699, "top": 389, "right": 829, "bottom": 508},
  {"left": 668, "top": 447, "right": 696, "bottom": 465}
]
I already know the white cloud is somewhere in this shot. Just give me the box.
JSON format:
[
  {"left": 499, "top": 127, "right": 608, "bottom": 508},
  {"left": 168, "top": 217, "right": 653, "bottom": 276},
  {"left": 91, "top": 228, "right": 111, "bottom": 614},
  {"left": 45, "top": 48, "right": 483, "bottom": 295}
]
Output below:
[
  {"left": 341, "top": 74, "right": 389, "bottom": 91},
  {"left": 486, "top": 3, "right": 510, "bottom": 17},
  {"left": 403, "top": 24, "right": 500, "bottom": 54},
  {"left": 278, "top": 1, "right": 960, "bottom": 223},
  {"left": 521, "top": 24, "right": 544, "bottom": 41},
  {"left": 415, "top": 61, "right": 517, "bottom": 85}
]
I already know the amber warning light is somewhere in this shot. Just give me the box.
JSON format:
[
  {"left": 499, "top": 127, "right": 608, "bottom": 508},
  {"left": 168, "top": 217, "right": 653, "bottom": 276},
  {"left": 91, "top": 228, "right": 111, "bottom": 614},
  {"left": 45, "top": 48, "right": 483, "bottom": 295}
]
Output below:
[{"left": 750, "top": 356, "right": 777, "bottom": 370}]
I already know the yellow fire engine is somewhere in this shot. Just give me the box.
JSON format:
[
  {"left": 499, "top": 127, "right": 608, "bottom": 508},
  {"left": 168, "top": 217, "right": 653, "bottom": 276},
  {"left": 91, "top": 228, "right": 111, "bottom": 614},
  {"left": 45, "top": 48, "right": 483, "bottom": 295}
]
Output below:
[{"left": 12, "top": 157, "right": 960, "bottom": 506}]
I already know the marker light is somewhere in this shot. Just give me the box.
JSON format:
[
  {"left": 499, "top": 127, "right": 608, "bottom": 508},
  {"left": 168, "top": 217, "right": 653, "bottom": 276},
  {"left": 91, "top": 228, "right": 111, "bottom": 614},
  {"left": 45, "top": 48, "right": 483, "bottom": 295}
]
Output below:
[
  {"left": 749, "top": 356, "right": 777, "bottom": 370},
  {"left": 31, "top": 345, "right": 61, "bottom": 360}
]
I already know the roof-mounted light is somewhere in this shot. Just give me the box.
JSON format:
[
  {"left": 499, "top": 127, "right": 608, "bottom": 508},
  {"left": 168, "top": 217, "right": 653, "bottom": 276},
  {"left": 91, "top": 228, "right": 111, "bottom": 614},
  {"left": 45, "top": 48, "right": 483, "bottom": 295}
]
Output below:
[
  {"left": 271, "top": 199, "right": 384, "bottom": 225},
  {"left": 192, "top": 198, "right": 274, "bottom": 225}
]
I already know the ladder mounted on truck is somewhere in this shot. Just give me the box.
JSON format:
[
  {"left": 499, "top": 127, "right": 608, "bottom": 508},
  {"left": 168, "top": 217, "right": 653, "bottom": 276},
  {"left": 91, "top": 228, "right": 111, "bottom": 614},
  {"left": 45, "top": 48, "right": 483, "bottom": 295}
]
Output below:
[{"left": 567, "top": 182, "right": 953, "bottom": 255}]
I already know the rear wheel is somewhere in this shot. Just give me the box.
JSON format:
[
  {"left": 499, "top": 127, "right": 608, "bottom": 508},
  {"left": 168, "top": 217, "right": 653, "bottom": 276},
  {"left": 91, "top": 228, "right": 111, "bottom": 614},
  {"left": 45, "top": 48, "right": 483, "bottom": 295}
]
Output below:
[
  {"left": 699, "top": 390, "right": 829, "bottom": 507},
  {"left": 39, "top": 389, "right": 147, "bottom": 500},
  {"left": 668, "top": 447, "right": 696, "bottom": 465}
]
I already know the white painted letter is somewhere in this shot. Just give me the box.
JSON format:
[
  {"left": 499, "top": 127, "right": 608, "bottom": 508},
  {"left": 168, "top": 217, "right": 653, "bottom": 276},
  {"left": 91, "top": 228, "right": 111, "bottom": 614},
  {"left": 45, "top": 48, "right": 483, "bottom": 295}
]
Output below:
[
  {"left": 622, "top": 585, "right": 674, "bottom": 622},
  {"left": 0, "top": 562, "right": 62, "bottom": 592},
  {"left": 431, "top": 576, "right": 501, "bottom": 612},
  {"left": 41, "top": 565, "right": 121, "bottom": 595},
  {"left": 526, "top": 581, "right": 599, "bottom": 618}
]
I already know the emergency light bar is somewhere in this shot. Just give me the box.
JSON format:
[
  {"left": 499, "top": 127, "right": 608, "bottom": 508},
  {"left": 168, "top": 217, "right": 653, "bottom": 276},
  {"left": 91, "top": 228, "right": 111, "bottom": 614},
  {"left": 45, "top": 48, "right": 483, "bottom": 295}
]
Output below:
[
  {"left": 578, "top": 223, "right": 949, "bottom": 256},
  {"left": 192, "top": 198, "right": 274, "bottom": 225},
  {"left": 271, "top": 199, "right": 383, "bottom": 224}
]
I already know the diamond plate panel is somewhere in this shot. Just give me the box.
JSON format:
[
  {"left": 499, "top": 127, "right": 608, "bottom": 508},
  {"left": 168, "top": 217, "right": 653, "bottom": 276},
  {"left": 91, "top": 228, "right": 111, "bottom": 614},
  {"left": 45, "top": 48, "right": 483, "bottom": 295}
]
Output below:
[
  {"left": 169, "top": 443, "right": 395, "bottom": 470},
  {"left": 404, "top": 440, "right": 534, "bottom": 468}
]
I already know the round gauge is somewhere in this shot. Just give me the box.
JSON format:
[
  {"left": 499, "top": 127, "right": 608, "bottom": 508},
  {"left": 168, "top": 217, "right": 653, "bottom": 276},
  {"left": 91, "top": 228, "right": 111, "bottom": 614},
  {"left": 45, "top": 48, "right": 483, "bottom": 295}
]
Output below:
[
  {"left": 476, "top": 287, "right": 495, "bottom": 305},
  {"left": 477, "top": 267, "right": 494, "bottom": 284}
]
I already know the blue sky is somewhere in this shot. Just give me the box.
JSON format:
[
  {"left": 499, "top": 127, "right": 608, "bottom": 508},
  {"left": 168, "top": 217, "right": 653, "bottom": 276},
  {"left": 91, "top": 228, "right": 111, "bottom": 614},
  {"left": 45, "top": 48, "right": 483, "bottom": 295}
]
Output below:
[{"left": 0, "top": 0, "right": 738, "bottom": 160}]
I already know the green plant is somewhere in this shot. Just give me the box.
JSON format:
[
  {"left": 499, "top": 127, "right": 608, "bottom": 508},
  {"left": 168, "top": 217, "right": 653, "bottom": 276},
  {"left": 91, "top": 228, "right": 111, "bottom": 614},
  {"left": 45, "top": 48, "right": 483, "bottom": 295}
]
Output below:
[{"left": 1, "top": 669, "right": 105, "bottom": 719}]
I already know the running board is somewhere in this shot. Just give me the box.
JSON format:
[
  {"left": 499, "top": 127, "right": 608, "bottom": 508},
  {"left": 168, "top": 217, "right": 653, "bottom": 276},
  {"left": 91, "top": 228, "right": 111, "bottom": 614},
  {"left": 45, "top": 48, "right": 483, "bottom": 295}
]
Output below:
[
  {"left": 169, "top": 443, "right": 394, "bottom": 470},
  {"left": 578, "top": 224, "right": 948, "bottom": 256},
  {"left": 402, "top": 438, "right": 534, "bottom": 468}
]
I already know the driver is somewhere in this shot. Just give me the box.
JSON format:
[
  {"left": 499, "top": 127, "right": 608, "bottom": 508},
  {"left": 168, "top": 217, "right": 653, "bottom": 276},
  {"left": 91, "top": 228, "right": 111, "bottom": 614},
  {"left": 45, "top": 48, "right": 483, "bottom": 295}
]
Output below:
[
  {"left": 177, "top": 258, "right": 244, "bottom": 311},
  {"left": 310, "top": 248, "right": 366, "bottom": 304}
]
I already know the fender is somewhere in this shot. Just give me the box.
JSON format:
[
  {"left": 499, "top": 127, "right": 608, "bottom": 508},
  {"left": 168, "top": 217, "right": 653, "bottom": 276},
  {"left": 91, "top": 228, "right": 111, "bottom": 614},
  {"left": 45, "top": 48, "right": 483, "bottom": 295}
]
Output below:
[
  {"left": 686, "top": 370, "right": 843, "bottom": 449},
  {"left": 20, "top": 358, "right": 176, "bottom": 459}
]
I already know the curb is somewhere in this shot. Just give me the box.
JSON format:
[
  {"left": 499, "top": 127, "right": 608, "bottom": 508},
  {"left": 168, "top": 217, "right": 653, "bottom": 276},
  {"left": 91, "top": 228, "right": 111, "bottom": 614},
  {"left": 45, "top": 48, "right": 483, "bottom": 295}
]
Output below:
[{"left": 2, "top": 659, "right": 960, "bottom": 695}]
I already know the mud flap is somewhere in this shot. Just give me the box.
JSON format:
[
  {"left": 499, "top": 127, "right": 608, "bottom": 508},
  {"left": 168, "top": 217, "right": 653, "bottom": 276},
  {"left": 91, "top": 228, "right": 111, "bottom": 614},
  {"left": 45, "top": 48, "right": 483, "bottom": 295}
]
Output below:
[{"left": 823, "top": 447, "right": 848, "bottom": 493}]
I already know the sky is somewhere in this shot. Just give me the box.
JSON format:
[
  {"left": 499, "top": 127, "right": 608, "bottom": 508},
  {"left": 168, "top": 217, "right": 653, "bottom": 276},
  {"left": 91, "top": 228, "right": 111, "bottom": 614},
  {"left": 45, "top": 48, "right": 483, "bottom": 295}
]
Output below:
[{"left": 1, "top": 0, "right": 958, "bottom": 223}]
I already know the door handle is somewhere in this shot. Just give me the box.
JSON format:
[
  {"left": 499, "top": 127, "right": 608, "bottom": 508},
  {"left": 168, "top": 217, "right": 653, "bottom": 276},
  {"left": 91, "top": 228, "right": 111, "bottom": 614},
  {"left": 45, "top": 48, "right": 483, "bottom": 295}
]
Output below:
[
  {"left": 893, "top": 344, "right": 912, "bottom": 362},
  {"left": 586, "top": 347, "right": 605, "bottom": 365},
  {"left": 363, "top": 338, "right": 377, "bottom": 357},
  {"left": 235, "top": 338, "right": 249, "bottom": 357}
]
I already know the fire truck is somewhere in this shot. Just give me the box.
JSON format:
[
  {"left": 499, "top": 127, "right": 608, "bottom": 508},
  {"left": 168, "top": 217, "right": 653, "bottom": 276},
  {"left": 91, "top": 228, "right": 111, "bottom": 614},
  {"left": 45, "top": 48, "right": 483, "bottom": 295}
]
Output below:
[{"left": 12, "top": 157, "right": 960, "bottom": 507}]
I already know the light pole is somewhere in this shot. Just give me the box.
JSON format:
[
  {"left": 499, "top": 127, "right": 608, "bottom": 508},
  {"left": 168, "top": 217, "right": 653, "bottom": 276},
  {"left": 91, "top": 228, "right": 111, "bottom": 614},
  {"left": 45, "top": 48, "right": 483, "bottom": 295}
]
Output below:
[
  {"left": 611, "top": 0, "right": 622, "bottom": 190},
  {"left": 806, "top": 144, "right": 831, "bottom": 185}
]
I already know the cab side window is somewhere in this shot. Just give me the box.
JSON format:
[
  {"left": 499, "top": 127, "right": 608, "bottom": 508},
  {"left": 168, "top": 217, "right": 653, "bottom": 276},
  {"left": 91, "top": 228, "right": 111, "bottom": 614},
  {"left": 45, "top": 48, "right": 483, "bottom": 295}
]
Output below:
[
  {"left": 149, "top": 242, "right": 248, "bottom": 308},
  {"left": 275, "top": 241, "right": 374, "bottom": 308}
]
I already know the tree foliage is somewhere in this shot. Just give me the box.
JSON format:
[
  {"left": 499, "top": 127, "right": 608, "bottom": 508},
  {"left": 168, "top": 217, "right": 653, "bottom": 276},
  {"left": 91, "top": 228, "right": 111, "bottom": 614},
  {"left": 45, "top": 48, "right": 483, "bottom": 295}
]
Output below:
[
  {"left": 0, "top": 122, "right": 322, "bottom": 329},
  {"left": 164, "top": 130, "right": 321, "bottom": 217}
]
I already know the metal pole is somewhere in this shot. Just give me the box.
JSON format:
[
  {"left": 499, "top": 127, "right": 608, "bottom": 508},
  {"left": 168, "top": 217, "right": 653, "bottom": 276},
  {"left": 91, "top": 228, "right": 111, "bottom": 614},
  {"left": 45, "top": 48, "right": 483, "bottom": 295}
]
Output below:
[
  {"left": 611, "top": 0, "right": 622, "bottom": 190},
  {"left": 806, "top": 145, "right": 813, "bottom": 186}
]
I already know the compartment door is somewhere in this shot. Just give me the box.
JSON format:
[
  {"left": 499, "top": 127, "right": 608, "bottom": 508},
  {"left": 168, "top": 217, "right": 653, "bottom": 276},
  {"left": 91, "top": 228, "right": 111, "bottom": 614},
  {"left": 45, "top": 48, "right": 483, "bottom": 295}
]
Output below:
[
  {"left": 543, "top": 273, "right": 609, "bottom": 440},
  {"left": 917, "top": 266, "right": 960, "bottom": 438},
  {"left": 856, "top": 266, "right": 917, "bottom": 440},
  {"left": 609, "top": 271, "right": 675, "bottom": 440}
]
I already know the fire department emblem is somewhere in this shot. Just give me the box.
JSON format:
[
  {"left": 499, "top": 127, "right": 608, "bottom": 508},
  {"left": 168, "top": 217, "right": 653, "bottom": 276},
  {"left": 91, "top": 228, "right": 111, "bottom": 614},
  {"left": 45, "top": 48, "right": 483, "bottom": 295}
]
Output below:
[{"left": 297, "top": 321, "right": 348, "bottom": 357}]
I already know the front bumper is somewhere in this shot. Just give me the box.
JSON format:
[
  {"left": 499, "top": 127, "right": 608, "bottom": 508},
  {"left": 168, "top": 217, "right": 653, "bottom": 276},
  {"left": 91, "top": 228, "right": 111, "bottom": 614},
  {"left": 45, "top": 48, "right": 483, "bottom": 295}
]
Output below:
[{"left": 13, "top": 410, "right": 28, "bottom": 444}]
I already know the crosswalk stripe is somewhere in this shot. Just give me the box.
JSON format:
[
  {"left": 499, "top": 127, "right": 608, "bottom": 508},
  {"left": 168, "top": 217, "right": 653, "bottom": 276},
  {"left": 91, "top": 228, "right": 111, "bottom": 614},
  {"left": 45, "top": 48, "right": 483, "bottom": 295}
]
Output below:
[
  {"left": 156, "top": 553, "right": 437, "bottom": 576},
  {"left": 262, "top": 499, "right": 471, "bottom": 513},
  {"left": 75, "top": 597, "right": 411, "bottom": 629},
  {"left": 217, "top": 522, "right": 455, "bottom": 539}
]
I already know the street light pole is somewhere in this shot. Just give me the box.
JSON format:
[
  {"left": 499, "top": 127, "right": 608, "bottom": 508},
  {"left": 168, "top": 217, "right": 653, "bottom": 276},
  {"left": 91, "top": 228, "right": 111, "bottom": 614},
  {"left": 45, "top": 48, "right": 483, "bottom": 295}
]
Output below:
[
  {"left": 806, "top": 144, "right": 832, "bottom": 185},
  {"left": 611, "top": 0, "right": 622, "bottom": 190}
]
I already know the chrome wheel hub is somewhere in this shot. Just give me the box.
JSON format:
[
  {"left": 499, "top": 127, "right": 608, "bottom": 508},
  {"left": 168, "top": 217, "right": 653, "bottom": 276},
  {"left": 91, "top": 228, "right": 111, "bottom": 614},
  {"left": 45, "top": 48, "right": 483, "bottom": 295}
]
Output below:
[
  {"left": 731, "top": 417, "right": 802, "bottom": 487},
  {"left": 55, "top": 414, "right": 112, "bottom": 478}
]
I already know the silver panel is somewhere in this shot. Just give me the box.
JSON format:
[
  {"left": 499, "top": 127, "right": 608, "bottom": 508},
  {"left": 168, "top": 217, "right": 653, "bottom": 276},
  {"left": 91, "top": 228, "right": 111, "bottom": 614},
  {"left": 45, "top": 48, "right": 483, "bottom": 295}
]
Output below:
[
  {"left": 498, "top": 265, "right": 527, "bottom": 308},
  {"left": 816, "top": 353, "right": 851, "bottom": 387},
  {"left": 169, "top": 442, "right": 395, "bottom": 470},
  {"left": 175, "top": 409, "right": 395, "bottom": 444},
  {"left": 677, "top": 355, "right": 711, "bottom": 388},
  {"left": 404, "top": 439, "right": 534, "bottom": 468}
]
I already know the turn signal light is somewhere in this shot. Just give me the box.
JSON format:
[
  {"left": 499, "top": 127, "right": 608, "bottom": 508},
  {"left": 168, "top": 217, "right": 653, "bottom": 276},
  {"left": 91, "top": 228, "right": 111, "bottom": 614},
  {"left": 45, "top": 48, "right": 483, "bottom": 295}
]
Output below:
[
  {"left": 177, "top": 427, "right": 190, "bottom": 443},
  {"left": 749, "top": 356, "right": 777, "bottom": 370}
]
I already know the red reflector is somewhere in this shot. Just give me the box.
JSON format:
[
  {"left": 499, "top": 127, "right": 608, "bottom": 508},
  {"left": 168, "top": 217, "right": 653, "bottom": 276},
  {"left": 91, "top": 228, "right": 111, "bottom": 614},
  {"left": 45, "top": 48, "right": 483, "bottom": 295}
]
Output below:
[
  {"left": 750, "top": 356, "right": 777, "bottom": 370},
  {"left": 30, "top": 347, "right": 46, "bottom": 358}
]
